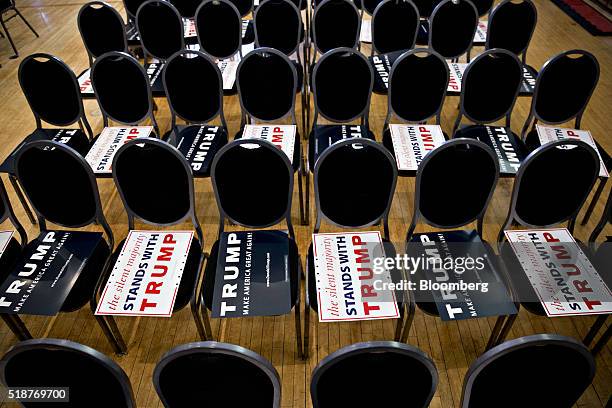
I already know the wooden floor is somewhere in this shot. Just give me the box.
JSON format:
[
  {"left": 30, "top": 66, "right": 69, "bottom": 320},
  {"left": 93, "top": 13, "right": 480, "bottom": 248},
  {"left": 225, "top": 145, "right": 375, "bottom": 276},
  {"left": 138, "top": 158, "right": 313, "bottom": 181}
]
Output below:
[{"left": 0, "top": 0, "right": 610, "bottom": 406}]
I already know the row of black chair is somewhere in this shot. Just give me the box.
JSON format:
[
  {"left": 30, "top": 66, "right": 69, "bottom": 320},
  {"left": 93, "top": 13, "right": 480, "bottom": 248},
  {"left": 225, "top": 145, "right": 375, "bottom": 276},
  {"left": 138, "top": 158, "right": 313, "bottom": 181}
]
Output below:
[{"left": 0, "top": 334, "right": 599, "bottom": 407}]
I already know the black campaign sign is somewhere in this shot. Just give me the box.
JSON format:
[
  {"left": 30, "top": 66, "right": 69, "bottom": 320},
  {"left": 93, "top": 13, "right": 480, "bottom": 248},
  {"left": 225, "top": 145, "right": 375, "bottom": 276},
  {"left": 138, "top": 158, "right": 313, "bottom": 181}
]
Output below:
[
  {"left": 369, "top": 50, "right": 404, "bottom": 93},
  {"left": 0, "top": 231, "right": 103, "bottom": 316},
  {"left": 476, "top": 126, "right": 526, "bottom": 175},
  {"left": 212, "top": 230, "right": 291, "bottom": 318},
  {"left": 175, "top": 125, "right": 226, "bottom": 175}
]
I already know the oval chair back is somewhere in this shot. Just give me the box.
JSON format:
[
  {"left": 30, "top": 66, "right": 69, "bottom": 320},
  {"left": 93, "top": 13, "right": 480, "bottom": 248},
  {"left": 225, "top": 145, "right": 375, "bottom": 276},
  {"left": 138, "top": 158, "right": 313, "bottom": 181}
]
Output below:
[
  {"left": 0, "top": 339, "right": 135, "bottom": 408},
  {"left": 312, "top": 0, "right": 361, "bottom": 59},
  {"left": 228, "top": 0, "right": 252, "bottom": 16},
  {"left": 195, "top": 0, "right": 242, "bottom": 60},
  {"left": 136, "top": 0, "right": 185, "bottom": 61},
  {"left": 211, "top": 139, "right": 294, "bottom": 237},
  {"left": 498, "top": 139, "right": 600, "bottom": 241},
  {"left": 254, "top": 0, "right": 302, "bottom": 57},
  {"left": 406, "top": 138, "right": 499, "bottom": 241},
  {"left": 460, "top": 334, "right": 595, "bottom": 408},
  {"left": 371, "top": 0, "right": 419, "bottom": 55},
  {"left": 236, "top": 47, "right": 298, "bottom": 125},
  {"left": 454, "top": 48, "right": 522, "bottom": 133},
  {"left": 312, "top": 47, "right": 373, "bottom": 125},
  {"left": 153, "top": 341, "right": 281, "bottom": 408},
  {"left": 485, "top": 0, "right": 537, "bottom": 64},
  {"left": 413, "top": 0, "right": 436, "bottom": 18},
  {"left": 386, "top": 48, "right": 448, "bottom": 127},
  {"left": 471, "top": 0, "right": 493, "bottom": 17},
  {"left": 123, "top": 0, "right": 147, "bottom": 21},
  {"left": 522, "top": 50, "right": 599, "bottom": 136},
  {"left": 112, "top": 138, "right": 202, "bottom": 239},
  {"left": 429, "top": 0, "right": 478, "bottom": 60},
  {"left": 314, "top": 138, "right": 397, "bottom": 238},
  {"left": 311, "top": 341, "right": 437, "bottom": 408},
  {"left": 91, "top": 51, "right": 157, "bottom": 130},
  {"left": 78, "top": 2, "right": 128, "bottom": 67},
  {"left": 18, "top": 54, "right": 91, "bottom": 136},
  {"left": 14, "top": 141, "right": 112, "bottom": 242},
  {"left": 362, "top": 0, "right": 382, "bottom": 15},
  {"left": 169, "top": 0, "right": 201, "bottom": 18},
  {"left": 163, "top": 50, "right": 225, "bottom": 129}
]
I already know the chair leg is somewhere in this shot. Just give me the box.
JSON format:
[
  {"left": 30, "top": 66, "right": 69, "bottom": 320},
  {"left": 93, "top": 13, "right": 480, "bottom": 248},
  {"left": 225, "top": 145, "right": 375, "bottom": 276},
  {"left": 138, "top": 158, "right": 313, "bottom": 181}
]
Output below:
[
  {"left": 0, "top": 20, "right": 18, "bottom": 58},
  {"left": 14, "top": 7, "right": 39, "bottom": 37},
  {"left": 583, "top": 314, "right": 608, "bottom": 346},
  {"left": 581, "top": 178, "right": 606, "bottom": 225},
  {"left": 305, "top": 169, "right": 310, "bottom": 225},
  {"left": 394, "top": 306, "right": 404, "bottom": 341},
  {"left": 591, "top": 324, "right": 611, "bottom": 356},
  {"left": 486, "top": 315, "right": 506, "bottom": 350},
  {"left": 297, "top": 168, "right": 306, "bottom": 226},
  {"left": 95, "top": 315, "right": 127, "bottom": 355},
  {"left": 294, "top": 305, "right": 304, "bottom": 359},
  {"left": 1, "top": 314, "right": 32, "bottom": 340},
  {"left": 304, "top": 302, "right": 310, "bottom": 359},
  {"left": 191, "top": 301, "right": 208, "bottom": 341},
  {"left": 495, "top": 313, "right": 517, "bottom": 346},
  {"left": 9, "top": 174, "right": 36, "bottom": 224},
  {"left": 200, "top": 301, "right": 213, "bottom": 340}
]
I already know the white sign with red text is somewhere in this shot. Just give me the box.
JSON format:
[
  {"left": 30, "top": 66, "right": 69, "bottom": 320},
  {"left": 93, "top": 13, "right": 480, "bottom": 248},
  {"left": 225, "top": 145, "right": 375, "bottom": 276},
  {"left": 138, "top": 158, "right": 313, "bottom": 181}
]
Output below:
[
  {"left": 312, "top": 231, "right": 399, "bottom": 322},
  {"left": 390, "top": 124, "right": 445, "bottom": 171},
  {"left": 473, "top": 20, "right": 488, "bottom": 43},
  {"left": 78, "top": 69, "right": 93, "bottom": 94},
  {"left": 242, "top": 125, "right": 296, "bottom": 164},
  {"left": 85, "top": 126, "right": 153, "bottom": 174},
  {"left": 96, "top": 230, "right": 194, "bottom": 317},
  {"left": 536, "top": 125, "right": 609, "bottom": 178},
  {"left": 447, "top": 62, "right": 468, "bottom": 92},
  {"left": 183, "top": 18, "right": 196, "bottom": 37},
  {"left": 505, "top": 228, "right": 612, "bottom": 317}
]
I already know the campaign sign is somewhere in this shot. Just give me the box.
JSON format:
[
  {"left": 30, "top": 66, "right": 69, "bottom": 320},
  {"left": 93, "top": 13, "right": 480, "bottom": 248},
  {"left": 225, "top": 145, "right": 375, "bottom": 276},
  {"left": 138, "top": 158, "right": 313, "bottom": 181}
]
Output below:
[
  {"left": 369, "top": 50, "right": 404, "bottom": 94},
  {"left": 212, "top": 230, "right": 291, "bottom": 318},
  {"left": 312, "top": 231, "right": 399, "bottom": 322},
  {"left": 389, "top": 124, "right": 445, "bottom": 171},
  {"left": 146, "top": 62, "right": 165, "bottom": 94},
  {"left": 242, "top": 125, "right": 296, "bottom": 164},
  {"left": 409, "top": 230, "right": 517, "bottom": 321},
  {"left": 473, "top": 126, "right": 526, "bottom": 175},
  {"left": 78, "top": 69, "right": 93, "bottom": 96},
  {"left": 521, "top": 66, "right": 536, "bottom": 94},
  {"left": 505, "top": 228, "right": 612, "bottom": 317},
  {"left": 0, "top": 231, "right": 14, "bottom": 257},
  {"left": 0, "top": 231, "right": 103, "bottom": 316},
  {"left": 447, "top": 62, "right": 468, "bottom": 93},
  {"left": 183, "top": 18, "right": 197, "bottom": 37},
  {"left": 96, "top": 231, "right": 193, "bottom": 317},
  {"left": 217, "top": 58, "right": 240, "bottom": 90},
  {"left": 86, "top": 126, "right": 153, "bottom": 174},
  {"left": 173, "top": 125, "right": 227, "bottom": 175},
  {"left": 536, "top": 125, "right": 609, "bottom": 178},
  {"left": 360, "top": 19, "right": 372, "bottom": 43},
  {"left": 312, "top": 125, "right": 371, "bottom": 165},
  {"left": 473, "top": 20, "right": 488, "bottom": 44}
]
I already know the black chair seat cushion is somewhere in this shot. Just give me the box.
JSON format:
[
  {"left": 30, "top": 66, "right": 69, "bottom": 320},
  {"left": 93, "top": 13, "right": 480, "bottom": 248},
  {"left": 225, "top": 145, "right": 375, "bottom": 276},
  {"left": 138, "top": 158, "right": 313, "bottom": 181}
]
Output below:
[
  {"left": 202, "top": 235, "right": 300, "bottom": 311},
  {"left": 61, "top": 237, "right": 111, "bottom": 312},
  {"left": 308, "top": 126, "right": 376, "bottom": 172},
  {"left": 234, "top": 127, "right": 301, "bottom": 172},
  {"left": 102, "top": 236, "right": 202, "bottom": 312},
  {"left": 382, "top": 126, "right": 449, "bottom": 177},
  {"left": 306, "top": 238, "right": 403, "bottom": 312}
]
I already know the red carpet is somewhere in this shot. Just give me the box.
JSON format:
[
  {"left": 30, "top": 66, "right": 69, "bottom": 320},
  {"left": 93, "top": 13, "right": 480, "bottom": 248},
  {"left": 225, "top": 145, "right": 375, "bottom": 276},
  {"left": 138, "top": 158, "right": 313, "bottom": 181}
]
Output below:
[{"left": 552, "top": 0, "right": 612, "bottom": 35}]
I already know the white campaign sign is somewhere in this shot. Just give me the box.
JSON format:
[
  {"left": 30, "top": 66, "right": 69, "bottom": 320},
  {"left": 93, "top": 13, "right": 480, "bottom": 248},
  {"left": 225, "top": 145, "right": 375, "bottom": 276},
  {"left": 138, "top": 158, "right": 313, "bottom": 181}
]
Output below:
[
  {"left": 78, "top": 69, "right": 93, "bottom": 94},
  {"left": 217, "top": 59, "right": 239, "bottom": 90},
  {"left": 242, "top": 125, "right": 296, "bottom": 164},
  {"left": 536, "top": 125, "right": 609, "bottom": 178},
  {"left": 473, "top": 20, "right": 488, "bottom": 43},
  {"left": 0, "top": 230, "right": 14, "bottom": 258},
  {"left": 85, "top": 126, "right": 153, "bottom": 174},
  {"left": 183, "top": 18, "right": 197, "bottom": 37},
  {"left": 313, "top": 231, "right": 399, "bottom": 322},
  {"left": 505, "top": 228, "right": 612, "bottom": 317},
  {"left": 96, "top": 230, "right": 194, "bottom": 317},
  {"left": 390, "top": 124, "right": 445, "bottom": 171},
  {"left": 360, "top": 19, "right": 372, "bottom": 43},
  {"left": 447, "top": 62, "right": 468, "bottom": 92}
]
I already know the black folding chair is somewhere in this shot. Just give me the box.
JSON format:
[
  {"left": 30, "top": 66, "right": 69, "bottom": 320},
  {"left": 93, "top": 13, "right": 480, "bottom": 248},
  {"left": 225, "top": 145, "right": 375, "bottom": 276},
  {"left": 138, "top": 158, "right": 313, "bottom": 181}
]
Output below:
[
  {"left": 308, "top": 47, "right": 374, "bottom": 220},
  {"left": 78, "top": 2, "right": 128, "bottom": 67},
  {"left": 0, "top": 54, "right": 93, "bottom": 225},
  {"left": 235, "top": 47, "right": 306, "bottom": 225},
  {"left": 153, "top": 341, "right": 281, "bottom": 407},
  {"left": 105, "top": 138, "right": 210, "bottom": 342},
  {"left": 402, "top": 139, "right": 514, "bottom": 349},
  {"left": 136, "top": 0, "right": 184, "bottom": 63},
  {"left": 520, "top": 50, "right": 607, "bottom": 226},
  {"left": 304, "top": 139, "right": 405, "bottom": 357},
  {"left": 311, "top": 0, "right": 361, "bottom": 66},
  {"left": 495, "top": 139, "right": 600, "bottom": 345},
  {"left": 382, "top": 48, "right": 449, "bottom": 162},
  {"left": 414, "top": 0, "right": 437, "bottom": 45},
  {"left": 91, "top": 51, "right": 159, "bottom": 135},
  {"left": 485, "top": 0, "right": 537, "bottom": 66},
  {"left": 0, "top": 0, "right": 39, "bottom": 59},
  {"left": 429, "top": 0, "right": 478, "bottom": 62},
  {"left": 370, "top": 0, "right": 419, "bottom": 56},
  {"left": 162, "top": 50, "right": 228, "bottom": 178},
  {"left": 471, "top": 0, "right": 493, "bottom": 17},
  {"left": 0, "top": 338, "right": 135, "bottom": 407},
  {"left": 0, "top": 179, "right": 28, "bottom": 341},
  {"left": 311, "top": 341, "right": 437, "bottom": 408},
  {"left": 227, "top": 0, "right": 254, "bottom": 44},
  {"left": 584, "top": 188, "right": 611, "bottom": 356},
  {"left": 195, "top": 0, "right": 242, "bottom": 60},
  {"left": 461, "top": 334, "right": 595, "bottom": 408},
  {"left": 11, "top": 141, "right": 123, "bottom": 354},
  {"left": 202, "top": 139, "right": 303, "bottom": 357},
  {"left": 169, "top": 0, "right": 201, "bottom": 18}
]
